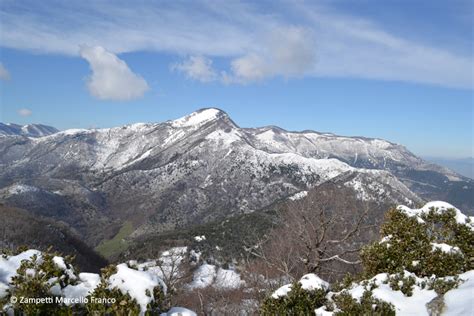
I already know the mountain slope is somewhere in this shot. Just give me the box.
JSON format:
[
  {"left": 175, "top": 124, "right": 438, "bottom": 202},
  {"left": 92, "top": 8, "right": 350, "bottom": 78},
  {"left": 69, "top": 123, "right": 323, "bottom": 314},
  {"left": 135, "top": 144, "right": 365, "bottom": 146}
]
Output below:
[
  {"left": 0, "top": 204, "right": 107, "bottom": 272},
  {"left": 0, "top": 123, "right": 59, "bottom": 137},
  {"left": 0, "top": 108, "right": 471, "bottom": 258}
]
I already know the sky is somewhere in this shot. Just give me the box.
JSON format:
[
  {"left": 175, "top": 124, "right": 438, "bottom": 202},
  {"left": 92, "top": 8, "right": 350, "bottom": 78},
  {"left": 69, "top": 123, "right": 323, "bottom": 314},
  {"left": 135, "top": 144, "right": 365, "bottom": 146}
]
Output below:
[{"left": 0, "top": 0, "right": 473, "bottom": 158}]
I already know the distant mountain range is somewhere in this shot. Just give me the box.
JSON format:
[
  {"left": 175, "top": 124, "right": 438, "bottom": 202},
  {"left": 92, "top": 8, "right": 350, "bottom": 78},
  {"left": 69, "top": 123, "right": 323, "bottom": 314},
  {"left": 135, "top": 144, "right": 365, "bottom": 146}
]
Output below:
[
  {"left": 0, "top": 123, "right": 59, "bottom": 137},
  {"left": 1, "top": 108, "right": 472, "bottom": 260},
  {"left": 424, "top": 157, "right": 473, "bottom": 179}
]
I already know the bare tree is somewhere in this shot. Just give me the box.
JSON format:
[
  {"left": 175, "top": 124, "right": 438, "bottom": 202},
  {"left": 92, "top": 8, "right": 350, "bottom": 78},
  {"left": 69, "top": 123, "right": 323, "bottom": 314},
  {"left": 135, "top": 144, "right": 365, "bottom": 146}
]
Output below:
[
  {"left": 151, "top": 247, "right": 194, "bottom": 309},
  {"left": 247, "top": 183, "right": 380, "bottom": 282}
]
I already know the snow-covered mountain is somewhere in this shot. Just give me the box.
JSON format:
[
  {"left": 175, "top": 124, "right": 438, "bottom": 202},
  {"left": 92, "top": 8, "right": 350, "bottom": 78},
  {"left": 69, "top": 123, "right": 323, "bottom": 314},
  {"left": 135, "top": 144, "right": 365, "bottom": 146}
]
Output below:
[
  {"left": 0, "top": 123, "right": 59, "bottom": 137},
  {"left": 0, "top": 108, "right": 472, "bottom": 252}
]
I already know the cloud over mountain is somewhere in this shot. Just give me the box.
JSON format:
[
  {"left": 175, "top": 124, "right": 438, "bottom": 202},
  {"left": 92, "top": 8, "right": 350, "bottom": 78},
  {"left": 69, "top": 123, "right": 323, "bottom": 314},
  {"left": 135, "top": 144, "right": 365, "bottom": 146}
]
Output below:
[
  {"left": 1, "top": 1, "right": 472, "bottom": 88},
  {"left": 172, "top": 56, "right": 217, "bottom": 82},
  {"left": 79, "top": 46, "right": 149, "bottom": 101},
  {"left": 17, "top": 108, "right": 32, "bottom": 117}
]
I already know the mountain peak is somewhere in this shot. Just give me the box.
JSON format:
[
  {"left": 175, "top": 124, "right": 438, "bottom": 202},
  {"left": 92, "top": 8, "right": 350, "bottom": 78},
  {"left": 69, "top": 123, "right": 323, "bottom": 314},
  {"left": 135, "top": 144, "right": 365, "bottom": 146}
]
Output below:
[{"left": 170, "top": 108, "right": 232, "bottom": 128}]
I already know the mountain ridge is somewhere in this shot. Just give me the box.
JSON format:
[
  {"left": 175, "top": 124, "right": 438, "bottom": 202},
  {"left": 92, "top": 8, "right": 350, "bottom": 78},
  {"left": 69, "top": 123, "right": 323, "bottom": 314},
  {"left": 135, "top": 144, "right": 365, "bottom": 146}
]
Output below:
[
  {"left": 0, "top": 108, "right": 472, "bottom": 259},
  {"left": 0, "top": 123, "right": 59, "bottom": 137}
]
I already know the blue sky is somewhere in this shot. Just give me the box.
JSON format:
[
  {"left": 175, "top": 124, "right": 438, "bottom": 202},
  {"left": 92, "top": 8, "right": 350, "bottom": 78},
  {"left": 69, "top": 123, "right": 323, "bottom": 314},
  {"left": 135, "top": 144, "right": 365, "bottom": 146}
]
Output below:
[{"left": 0, "top": 0, "right": 473, "bottom": 158}]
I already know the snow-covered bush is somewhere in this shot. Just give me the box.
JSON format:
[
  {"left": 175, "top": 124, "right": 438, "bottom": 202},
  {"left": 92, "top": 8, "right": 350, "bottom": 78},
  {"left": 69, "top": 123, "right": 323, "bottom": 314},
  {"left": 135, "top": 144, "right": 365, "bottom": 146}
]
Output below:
[
  {"left": 260, "top": 273, "right": 395, "bottom": 315},
  {"left": 260, "top": 274, "right": 329, "bottom": 315},
  {"left": 1, "top": 249, "right": 76, "bottom": 315},
  {"left": 0, "top": 248, "right": 191, "bottom": 315},
  {"left": 361, "top": 201, "right": 473, "bottom": 278},
  {"left": 330, "top": 290, "right": 395, "bottom": 316},
  {"left": 259, "top": 201, "right": 474, "bottom": 315}
]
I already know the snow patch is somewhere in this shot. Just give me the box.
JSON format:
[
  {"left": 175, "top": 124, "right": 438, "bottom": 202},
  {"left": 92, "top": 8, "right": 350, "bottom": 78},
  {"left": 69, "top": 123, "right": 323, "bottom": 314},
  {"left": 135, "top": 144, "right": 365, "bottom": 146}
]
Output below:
[
  {"left": 271, "top": 274, "right": 329, "bottom": 299},
  {"left": 431, "top": 242, "right": 462, "bottom": 255},
  {"left": 397, "top": 201, "right": 474, "bottom": 230},
  {"left": 443, "top": 270, "right": 474, "bottom": 315},
  {"left": 299, "top": 273, "right": 329, "bottom": 291},
  {"left": 194, "top": 235, "right": 206, "bottom": 242},
  {"left": 163, "top": 307, "right": 197, "bottom": 316},
  {"left": 62, "top": 273, "right": 100, "bottom": 305},
  {"left": 188, "top": 264, "right": 216, "bottom": 289},
  {"left": 108, "top": 263, "right": 165, "bottom": 314},
  {"left": 272, "top": 284, "right": 293, "bottom": 299},
  {"left": 171, "top": 109, "right": 220, "bottom": 128},
  {"left": 214, "top": 268, "right": 245, "bottom": 290},
  {"left": 0, "top": 250, "right": 42, "bottom": 293},
  {"left": 289, "top": 191, "right": 308, "bottom": 201},
  {"left": 7, "top": 184, "right": 39, "bottom": 195},
  {"left": 344, "top": 272, "right": 437, "bottom": 316},
  {"left": 188, "top": 264, "right": 244, "bottom": 290}
]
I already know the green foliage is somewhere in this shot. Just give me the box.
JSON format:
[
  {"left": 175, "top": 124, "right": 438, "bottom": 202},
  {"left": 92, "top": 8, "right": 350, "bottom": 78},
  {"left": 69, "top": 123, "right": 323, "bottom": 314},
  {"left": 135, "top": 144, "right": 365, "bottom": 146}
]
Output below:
[
  {"left": 259, "top": 282, "right": 395, "bottom": 316},
  {"left": 6, "top": 250, "right": 76, "bottom": 315},
  {"left": 258, "top": 204, "right": 473, "bottom": 314},
  {"left": 85, "top": 283, "right": 140, "bottom": 315},
  {"left": 1, "top": 249, "right": 169, "bottom": 315},
  {"left": 85, "top": 264, "right": 140, "bottom": 315},
  {"left": 146, "top": 285, "right": 167, "bottom": 314},
  {"left": 388, "top": 273, "right": 416, "bottom": 296},
  {"left": 260, "top": 282, "right": 327, "bottom": 315},
  {"left": 428, "top": 276, "right": 461, "bottom": 295},
  {"left": 332, "top": 273, "right": 359, "bottom": 292},
  {"left": 95, "top": 221, "right": 134, "bottom": 259},
  {"left": 332, "top": 290, "right": 395, "bottom": 316},
  {"left": 361, "top": 207, "right": 473, "bottom": 278}
]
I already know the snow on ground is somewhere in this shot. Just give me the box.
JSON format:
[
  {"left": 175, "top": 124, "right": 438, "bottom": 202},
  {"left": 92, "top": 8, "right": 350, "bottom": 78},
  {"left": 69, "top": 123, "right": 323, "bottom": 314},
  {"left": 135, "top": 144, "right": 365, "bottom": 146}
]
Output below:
[
  {"left": 188, "top": 264, "right": 216, "bottom": 289},
  {"left": 0, "top": 249, "right": 195, "bottom": 315},
  {"left": 188, "top": 264, "right": 244, "bottom": 290},
  {"left": 60, "top": 273, "right": 101, "bottom": 305},
  {"left": 339, "top": 269, "right": 473, "bottom": 315},
  {"left": 135, "top": 247, "right": 188, "bottom": 283},
  {"left": 194, "top": 235, "right": 206, "bottom": 242},
  {"left": 108, "top": 263, "right": 166, "bottom": 314},
  {"left": 163, "top": 307, "right": 197, "bottom": 316},
  {"left": 273, "top": 269, "right": 474, "bottom": 315},
  {"left": 205, "top": 129, "right": 243, "bottom": 145},
  {"left": 171, "top": 108, "right": 220, "bottom": 128},
  {"left": 289, "top": 191, "right": 308, "bottom": 201},
  {"left": 272, "top": 274, "right": 329, "bottom": 299},
  {"left": 0, "top": 249, "right": 42, "bottom": 292},
  {"left": 443, "top": 270, "right": 474, "bottom": 315},
  {"left": 398, "top": 201, "right": 474, "bottom": 230},
  {"left": 214, "top": 268, "right": 245, "bottom": 289},
  {"left": 162, "top": 129, "right": 186, "bottom": 146},
  {"left": 272, "top": 284, "right": 293, "bottom": 299},
  {"left": 6, "top": 184, "right": 39, "bottom": 195},
  {"left": 299, "top": 274, "right": 329, "bottom": 291},
  {"left": 431, "top": 242, "right": 462, "bottom": 254},
  {"left": 54, "top": 129, "right": 92, "bottom": 136},
  {"left": 344, "top": 272, "right": 437, "bottom": 316}
]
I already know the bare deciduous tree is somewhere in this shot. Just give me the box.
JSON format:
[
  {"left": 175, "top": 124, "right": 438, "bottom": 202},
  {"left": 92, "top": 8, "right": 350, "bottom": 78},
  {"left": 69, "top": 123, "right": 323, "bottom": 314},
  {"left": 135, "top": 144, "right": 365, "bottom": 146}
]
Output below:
[{"left": 247, "top": 183, "right": 380, "bottom": 282}]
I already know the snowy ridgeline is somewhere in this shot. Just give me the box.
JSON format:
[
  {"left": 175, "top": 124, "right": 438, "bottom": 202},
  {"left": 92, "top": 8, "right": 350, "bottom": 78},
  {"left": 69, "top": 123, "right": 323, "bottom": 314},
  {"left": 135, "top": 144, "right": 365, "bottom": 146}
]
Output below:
[{"left": 0, "top": 245, "right": 244, "bottom": 315}]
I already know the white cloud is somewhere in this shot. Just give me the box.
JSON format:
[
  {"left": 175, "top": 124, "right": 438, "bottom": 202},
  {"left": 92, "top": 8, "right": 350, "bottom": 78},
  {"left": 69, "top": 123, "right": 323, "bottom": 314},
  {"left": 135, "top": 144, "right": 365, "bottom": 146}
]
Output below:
[
  {"left": 0, "top": 63, "right": 10, "bottom": 80},
  {"left": 298, "top": 7, "right": 473, "bottom": 89},
  {"left": 227, "top": 27, "right": 317, "bottom": 83},
  {"left": 174, "top": 27, "right": 317, "bottom": 84},
  {"left": 172, "top": 56, "right": 217, "bottom": 82},
  {"left": 17, "top": 108, "right": 32, "bottom": 117},
  {"left": 1, "top": 1, "right": 472, "bottom": 88},
  {"left": 79, "top": 46, "right": 149, "bottom": 101}
]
